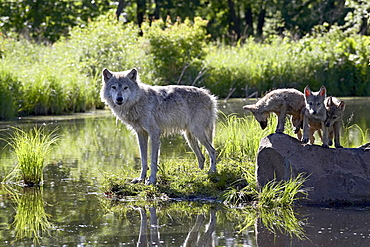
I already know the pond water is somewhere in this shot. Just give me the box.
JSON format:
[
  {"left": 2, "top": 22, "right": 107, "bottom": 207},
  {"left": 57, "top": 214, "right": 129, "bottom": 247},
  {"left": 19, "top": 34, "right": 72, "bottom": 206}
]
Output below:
[{"left": 0, "top": 98, "right": 369, "bottom": 246}]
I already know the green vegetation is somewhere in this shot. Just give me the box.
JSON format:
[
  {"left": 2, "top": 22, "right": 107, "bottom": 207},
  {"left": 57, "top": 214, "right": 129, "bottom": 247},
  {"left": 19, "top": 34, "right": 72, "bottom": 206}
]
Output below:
[
  {"left": 103, "top": 115, "right": 308, "bottom": 208},
  {"left": 6, "top": 186, "right": 51, "bottom": 243},
  {"left": 240, "top": 205, "right": 307, "bottom": 240},
  {"left": 3, "top": 127, "right": 59, "bottom": 186},
  {"left": 0, "top": 15, "right": 369, "bottom": 119}
]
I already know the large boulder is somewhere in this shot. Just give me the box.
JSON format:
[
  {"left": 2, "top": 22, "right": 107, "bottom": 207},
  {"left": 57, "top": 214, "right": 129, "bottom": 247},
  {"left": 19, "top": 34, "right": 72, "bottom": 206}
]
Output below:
[{"left": 256, "top": 133, "right": 370, "bottom": 206}]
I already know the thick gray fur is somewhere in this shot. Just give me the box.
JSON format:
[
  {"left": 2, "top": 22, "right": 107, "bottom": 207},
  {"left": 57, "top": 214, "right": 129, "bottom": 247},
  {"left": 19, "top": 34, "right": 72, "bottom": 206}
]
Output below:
[{"left": 101, "top": 68, "right": 217, "bottom": 185}]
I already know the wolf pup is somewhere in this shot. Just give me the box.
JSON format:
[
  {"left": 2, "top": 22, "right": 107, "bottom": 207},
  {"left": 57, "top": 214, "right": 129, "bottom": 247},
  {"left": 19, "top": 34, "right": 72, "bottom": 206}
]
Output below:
[
  {"left": 243, "top": 88, "right": 305, "bottom": 139},
  {"left": 302, "top": 85, "right": 329, "bottom": 147},
  {"left": 325, "top": 96, "right": 345, "bottom": 148},
  {"left": 306, "top": 96, "right": 345, "bottom": 148},
  {"left": 101, "top": 68, "right": 217, "bottom": 185}
]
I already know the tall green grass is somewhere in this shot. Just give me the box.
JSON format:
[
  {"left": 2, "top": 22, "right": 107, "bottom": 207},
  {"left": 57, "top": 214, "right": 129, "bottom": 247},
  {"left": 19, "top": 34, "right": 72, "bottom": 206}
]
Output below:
[
  {"left": 3, "top": 127, "right": 59, "bottom": 186},
  {"left": 1, "top": 16, "right": 369, "bottom": 118},
  {"left": 205, "top": 30, "right": 370, "bottom": 98}
]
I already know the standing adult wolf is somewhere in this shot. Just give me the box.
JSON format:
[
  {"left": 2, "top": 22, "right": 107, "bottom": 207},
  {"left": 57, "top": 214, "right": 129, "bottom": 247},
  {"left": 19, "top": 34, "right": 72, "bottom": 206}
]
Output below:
[{"left": 101, "top": 68, "right": 217, "bottom": 185}]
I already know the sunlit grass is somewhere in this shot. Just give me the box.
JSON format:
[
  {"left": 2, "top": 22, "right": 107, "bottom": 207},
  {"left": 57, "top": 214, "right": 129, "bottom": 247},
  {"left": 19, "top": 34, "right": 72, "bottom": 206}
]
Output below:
[
  {"left": 3, "top": 127, "right": 59, "bottom": 186},
  {"left": 342, "top": 124, "right": 370, "bottom": 148},
  {"left": 258, "top": 173, "right": 308, "bottom": 207}
]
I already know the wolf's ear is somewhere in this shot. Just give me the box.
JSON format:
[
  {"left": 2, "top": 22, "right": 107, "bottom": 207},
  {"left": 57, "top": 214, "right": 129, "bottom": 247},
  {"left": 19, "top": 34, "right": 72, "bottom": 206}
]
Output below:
[
  {"left": 304, "top": 86, "right": 311, "bottom": 97},
  {"left": 319, "top": 85, "right": 326, "bottom": 97},
  {"left": 339, "top": 100, "right": 345, "bottom": 110},
  {"left": 127, "top": 68, "right": 138, "bottom": 82},
  {"left": 325, "top": 96, "right": 333, "bottom": 107},
  {"left": 102, "top": 68, "right": 113, "bottom": 83},
  {"left": 243, "top": 105, "right": 256, "bottom": 112}
]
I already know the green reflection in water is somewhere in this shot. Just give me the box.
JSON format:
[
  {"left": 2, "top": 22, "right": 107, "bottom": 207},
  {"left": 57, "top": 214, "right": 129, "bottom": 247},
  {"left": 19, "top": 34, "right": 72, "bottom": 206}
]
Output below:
[
  {"left": 6, "top": 186, "right": 51, "bottom": 243},
  {"left": 240, "top": 205, "right": 307, "bottom": 240}
]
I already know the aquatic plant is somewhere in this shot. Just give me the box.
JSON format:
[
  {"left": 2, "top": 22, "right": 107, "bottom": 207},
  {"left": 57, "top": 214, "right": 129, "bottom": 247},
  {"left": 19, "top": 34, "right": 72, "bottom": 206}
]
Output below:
[{"left": 3, "top": 127, "right": 59, "bottom": 186}]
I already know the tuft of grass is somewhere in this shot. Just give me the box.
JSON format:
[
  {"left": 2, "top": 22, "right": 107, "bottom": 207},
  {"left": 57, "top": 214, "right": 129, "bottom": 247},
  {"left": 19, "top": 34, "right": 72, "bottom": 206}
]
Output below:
[
  {"left": 342, "top": 123, "right": 370, "bottom": 148},
  {"left": 215, "top": 113, "right": 274, "bottom": 162},
  {"left": 3, "top": 127, "right": 59, "bottom": 186},
  {"left": 258, "top": 173, "right": 308, "bottom": 207}
]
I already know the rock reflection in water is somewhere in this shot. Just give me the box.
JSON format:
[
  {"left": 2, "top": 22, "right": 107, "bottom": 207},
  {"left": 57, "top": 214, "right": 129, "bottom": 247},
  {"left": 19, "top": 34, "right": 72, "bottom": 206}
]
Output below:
[{"left": 256, "top": 206, "right": 370, "bottom": 247}]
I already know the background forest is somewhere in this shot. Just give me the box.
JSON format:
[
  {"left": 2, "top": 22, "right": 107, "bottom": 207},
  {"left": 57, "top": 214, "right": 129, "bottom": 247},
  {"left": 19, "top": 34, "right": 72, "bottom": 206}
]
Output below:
[{"left": 0, "top": 0, "right": 369, "bottom": 119}]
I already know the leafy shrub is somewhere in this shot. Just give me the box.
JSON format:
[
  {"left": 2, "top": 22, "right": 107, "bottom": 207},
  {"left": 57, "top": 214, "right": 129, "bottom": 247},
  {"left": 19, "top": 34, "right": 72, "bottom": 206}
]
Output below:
[{"left": 142, "top": 17, "right": 209, "bottom": 85}]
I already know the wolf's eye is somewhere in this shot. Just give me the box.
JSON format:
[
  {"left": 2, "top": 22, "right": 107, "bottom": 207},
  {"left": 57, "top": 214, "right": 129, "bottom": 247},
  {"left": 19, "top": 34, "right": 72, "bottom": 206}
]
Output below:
[
  {"left": 123, "top": 86, "right": 128, "bottom": 90},
  {"left": 111, "top": 86, "right": 117, "bottom": 90},
  {"left": 317, "top": 103, "right": 321, "bottom": 106}
]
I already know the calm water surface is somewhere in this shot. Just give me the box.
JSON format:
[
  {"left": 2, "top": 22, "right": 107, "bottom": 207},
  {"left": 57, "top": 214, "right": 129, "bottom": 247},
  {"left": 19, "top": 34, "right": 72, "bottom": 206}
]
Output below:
[{"left": 0, "top": 98, "right": 369, "bottom": 246}]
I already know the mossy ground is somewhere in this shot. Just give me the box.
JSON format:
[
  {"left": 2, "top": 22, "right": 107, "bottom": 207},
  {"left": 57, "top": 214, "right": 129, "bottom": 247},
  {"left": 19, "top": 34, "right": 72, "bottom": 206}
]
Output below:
[{"left": 103, "top": 161, "right": 254, "bottom": 203}]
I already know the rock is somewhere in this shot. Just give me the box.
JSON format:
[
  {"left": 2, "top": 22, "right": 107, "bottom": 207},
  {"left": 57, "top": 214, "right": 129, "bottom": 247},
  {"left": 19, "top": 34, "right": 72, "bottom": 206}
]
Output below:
[{"left": 256, "top": 133, "right": 370, "bottom": 206}]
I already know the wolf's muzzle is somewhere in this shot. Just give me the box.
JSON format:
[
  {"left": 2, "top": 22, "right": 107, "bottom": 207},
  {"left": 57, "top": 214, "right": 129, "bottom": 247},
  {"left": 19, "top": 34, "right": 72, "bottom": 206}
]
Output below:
[{"left": 116, "top": 97, "right": 123, "bottom": 105}]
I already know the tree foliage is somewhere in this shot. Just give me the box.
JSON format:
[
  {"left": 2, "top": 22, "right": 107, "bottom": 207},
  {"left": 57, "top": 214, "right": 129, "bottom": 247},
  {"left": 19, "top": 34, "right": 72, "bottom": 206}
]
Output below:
[
  {"left": 0, "top": 0, "right": 110, "bottom": 43},
  {"left": 0, "top": 0, "right": 368, "bottom": 43}
]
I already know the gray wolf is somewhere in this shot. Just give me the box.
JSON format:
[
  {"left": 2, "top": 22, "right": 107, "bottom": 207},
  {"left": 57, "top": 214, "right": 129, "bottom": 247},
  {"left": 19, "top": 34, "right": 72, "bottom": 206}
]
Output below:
[
  {"left": 100, "top": 68, "right": 217, "bottom": 185},
  {"left": 325, "top": 96, "right": 345, "bottom": 148},
  {"left": 243, "top": 88, "right": 305, "bottom": 139},
  {"left": 308, "top": 96, "right": 345, "bottom": 147},
  {"left": 302, "top": 85, "right": 329, "bottom": 147}
]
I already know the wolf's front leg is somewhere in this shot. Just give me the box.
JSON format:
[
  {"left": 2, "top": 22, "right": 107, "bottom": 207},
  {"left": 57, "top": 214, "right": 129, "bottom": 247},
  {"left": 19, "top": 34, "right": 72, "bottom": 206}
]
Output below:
[
  {"left": 146, "top": 131, "right": 161, "bottom": 185},
  {"left": 333, "top": 122, "right": 343, "bottom": 148},
  {"left": 132, "top": 131, "right": 149, "bottom": 184},
  {"left": 301, "top": 113, "right": 310, "bottom": 143},
  {"left": 321, "top": 122, "right": 329, "bottom": 148},
  {"left": 276, "top": 105, "right": 287, "bottom": 133}
]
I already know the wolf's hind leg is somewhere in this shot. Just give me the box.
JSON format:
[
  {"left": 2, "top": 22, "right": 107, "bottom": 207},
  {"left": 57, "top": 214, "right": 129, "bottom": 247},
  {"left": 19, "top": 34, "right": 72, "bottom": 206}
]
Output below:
[
  {"left": 192, "top": 129, "right": 216, "bottom": 173},
  {"left": 333, "top": 122, "right": 343, "bottom": 148},
  {"left": 184, "top": 130, "right": 205, "bottom": 169}
]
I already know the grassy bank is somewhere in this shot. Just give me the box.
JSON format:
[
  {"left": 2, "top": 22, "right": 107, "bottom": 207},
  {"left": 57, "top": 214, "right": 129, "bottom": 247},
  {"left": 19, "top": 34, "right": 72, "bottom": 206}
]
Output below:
[
  {"left": 102, "top": 115, "right": 309, "bottom": 207},
  {"left": 1, "top": 16, "right": 369, "bottom": 119}
]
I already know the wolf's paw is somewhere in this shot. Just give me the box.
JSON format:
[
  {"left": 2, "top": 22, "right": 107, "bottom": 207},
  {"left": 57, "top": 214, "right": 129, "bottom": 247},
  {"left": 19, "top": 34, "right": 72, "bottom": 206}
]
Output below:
[
  {"left": 131, "top": 177, "right": 144, "bottom": 184},
  {"left": 275, "top": 128, "right": 284, "bottom": 133},
  {"left": 145, "top": 177, "right": 156, "bottom": 185},
  {"left": 328, "top": 140, "right": 333, "bottom": 146},
  {"left": 335, "top": 145, "right": 343, "bottom": 148},
  {"left": 322, "top": 144, "right": 329, "bottom": 148},
  {"left": 301, "top": 137, "right": 309, "bottom": 144},
  {"left": 208, "top": 167, "right": 217, "bottom": 174}
]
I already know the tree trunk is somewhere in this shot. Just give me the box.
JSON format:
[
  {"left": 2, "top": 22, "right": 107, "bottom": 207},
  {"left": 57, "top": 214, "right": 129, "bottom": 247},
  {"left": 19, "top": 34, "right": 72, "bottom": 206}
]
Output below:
[
  {"left": 227, "top": 0, "right": 241, "bottom": 40},
  {"left": 245, "top": 4, "right": 254, "bottom": 36},
  {"left": 257, "top": 8, "right": 266, "bottom": 37},
  {"left": 137, "top": 0, "right": 146, "bottom": 35},
  {"left": 359, "top": 15, "right": 369, "bottom": 35},
  {"left": 116, "top": 0, "right": 125, "bottom": 20}
]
